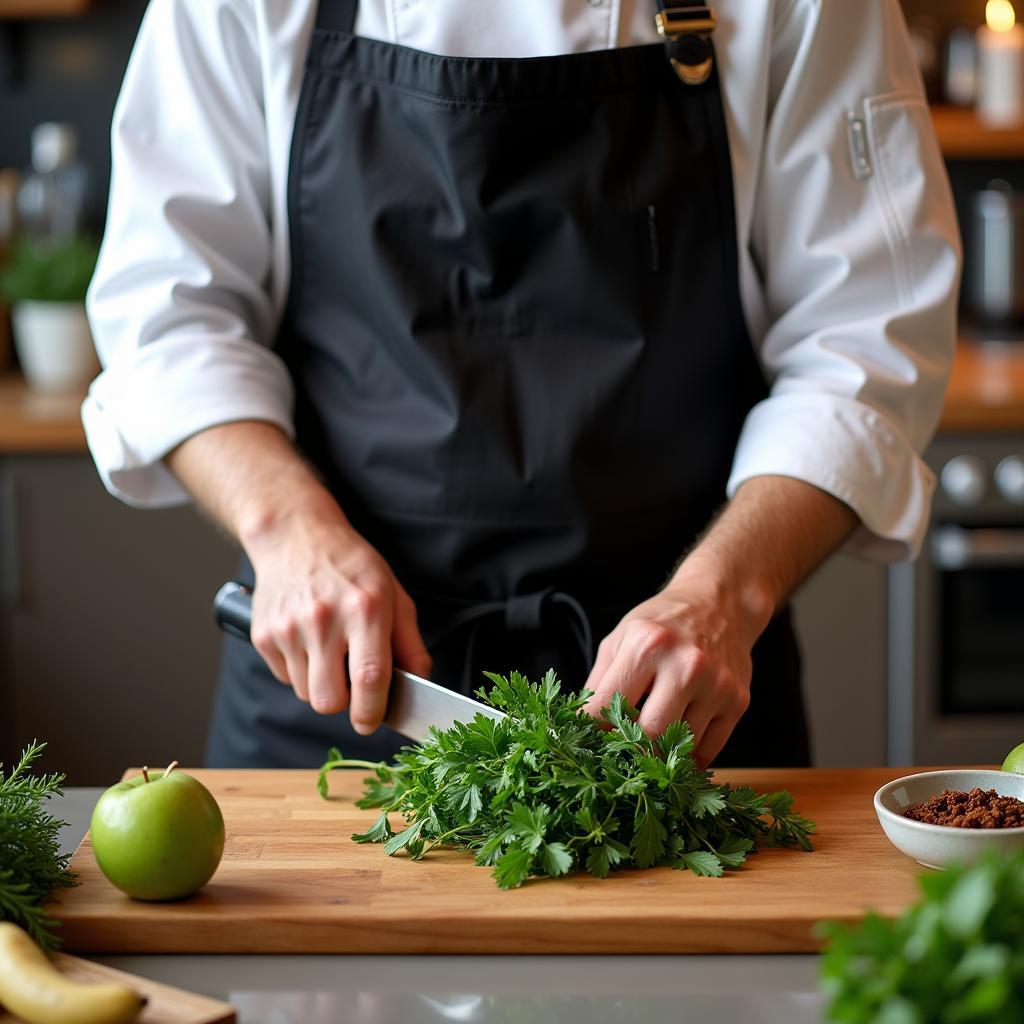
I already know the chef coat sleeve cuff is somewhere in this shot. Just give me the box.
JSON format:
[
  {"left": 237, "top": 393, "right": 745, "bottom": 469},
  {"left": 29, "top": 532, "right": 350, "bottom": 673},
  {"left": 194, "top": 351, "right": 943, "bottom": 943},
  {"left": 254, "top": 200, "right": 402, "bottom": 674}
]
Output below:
[
  {"left": 726, "top": 392, "right": 937, "bottom": 563},
  {"left": 81, "top": 336, "right": 295, "bottom": 508}
]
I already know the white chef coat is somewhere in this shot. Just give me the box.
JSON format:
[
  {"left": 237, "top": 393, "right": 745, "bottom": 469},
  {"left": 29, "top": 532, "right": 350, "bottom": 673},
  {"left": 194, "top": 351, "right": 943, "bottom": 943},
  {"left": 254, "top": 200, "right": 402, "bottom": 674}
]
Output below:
[{"left": 83, "top": 0, "right": 961, "bottom": 562}]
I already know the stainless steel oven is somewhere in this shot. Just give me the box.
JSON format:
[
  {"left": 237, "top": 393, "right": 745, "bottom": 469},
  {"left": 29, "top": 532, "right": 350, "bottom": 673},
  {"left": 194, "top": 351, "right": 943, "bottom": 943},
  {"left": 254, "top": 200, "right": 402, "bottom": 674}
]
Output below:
[{"left": 889, "top": 434, "right": 1024, "bottom": 765}]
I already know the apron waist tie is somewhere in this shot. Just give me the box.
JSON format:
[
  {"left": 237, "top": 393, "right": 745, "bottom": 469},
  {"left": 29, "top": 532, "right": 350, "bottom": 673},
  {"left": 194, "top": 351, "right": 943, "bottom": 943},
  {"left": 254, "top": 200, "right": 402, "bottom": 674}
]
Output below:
[{"left": 433, "top": 588, "right": 595, "bottom": 694}]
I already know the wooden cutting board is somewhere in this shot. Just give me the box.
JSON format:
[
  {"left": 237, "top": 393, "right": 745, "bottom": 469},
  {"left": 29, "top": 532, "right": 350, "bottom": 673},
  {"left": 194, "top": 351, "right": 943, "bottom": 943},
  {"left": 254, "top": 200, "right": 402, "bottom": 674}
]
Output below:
[
  {"left": 0, "top": 954, "right": 234, "bottom": 1023},
  {"left": 52, "top": 767, "right": 926, "bottom": 954}
]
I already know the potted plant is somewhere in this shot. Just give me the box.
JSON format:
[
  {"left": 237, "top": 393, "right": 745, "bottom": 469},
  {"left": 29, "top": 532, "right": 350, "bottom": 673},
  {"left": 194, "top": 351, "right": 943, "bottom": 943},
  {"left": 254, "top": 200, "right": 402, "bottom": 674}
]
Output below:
[{"left": 0, "top": 235, "right": 100, "bottom": 393}]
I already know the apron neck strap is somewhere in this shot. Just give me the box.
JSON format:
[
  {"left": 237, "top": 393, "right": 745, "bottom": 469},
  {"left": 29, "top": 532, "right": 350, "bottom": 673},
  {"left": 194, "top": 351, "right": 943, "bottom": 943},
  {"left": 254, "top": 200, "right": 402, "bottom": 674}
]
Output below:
[
  {"left": 316, "top": 0, "right": 358, "bottom": 34},
  {"left": 653, "top": 0, "right": 717, "bottom": 86}
]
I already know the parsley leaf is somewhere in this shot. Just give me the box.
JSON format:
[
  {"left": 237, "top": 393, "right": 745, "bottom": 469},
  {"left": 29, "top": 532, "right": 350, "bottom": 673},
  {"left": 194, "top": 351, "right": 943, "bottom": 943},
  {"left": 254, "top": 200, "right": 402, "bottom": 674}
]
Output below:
[
  {"left": 540, "top": 842, "right": 573, "bottom": 877},
  {"left": 494, "top": 844, "right": 532, "bottom": 890},
  {"left": 631, "top": 803, "right": 668, "bottom": 868},
  {"left": 351, "top": 812, "right": 392, "bottom": 845},
  {"left": 675, "top": 851, "right": 724, "bottom": 877},
  {"left": 820, "top": 850, "right": 1024, "bottom": 1021},
  {"left": 318, "top": 671, "right": 815, "bottom": 888}
]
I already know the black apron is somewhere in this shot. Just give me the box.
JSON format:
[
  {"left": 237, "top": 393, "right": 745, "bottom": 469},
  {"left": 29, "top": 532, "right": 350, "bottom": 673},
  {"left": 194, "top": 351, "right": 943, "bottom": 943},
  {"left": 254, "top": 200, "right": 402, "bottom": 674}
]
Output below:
[{"left": 205, "top": 0, "right": 811, "bottom": 769}]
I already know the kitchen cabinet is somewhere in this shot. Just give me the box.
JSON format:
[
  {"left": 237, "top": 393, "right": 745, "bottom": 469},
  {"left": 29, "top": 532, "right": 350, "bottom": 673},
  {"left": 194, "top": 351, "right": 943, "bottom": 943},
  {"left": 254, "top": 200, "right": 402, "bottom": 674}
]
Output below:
[
  {"left": 792, "top": 557, "right": 889, "bottom": 768},
  {"left": 0, "top": 454, "right": 238, "bottom": 785}
]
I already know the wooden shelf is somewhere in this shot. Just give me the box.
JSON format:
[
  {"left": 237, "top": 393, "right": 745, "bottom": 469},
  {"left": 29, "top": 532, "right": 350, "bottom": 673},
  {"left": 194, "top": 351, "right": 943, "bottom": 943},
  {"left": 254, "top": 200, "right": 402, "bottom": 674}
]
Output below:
[
  {"left": 932, "top": 105, "right": 1024, "bottom": 159},
  {"left": 0, "top": 372, "right": 87, "bottom": 453},
  {"left": 940, "top": 340, "right": 1024, "bottom": 434},
  {"left": 0, "top": 0, "right": 92, "bottom": 16}
]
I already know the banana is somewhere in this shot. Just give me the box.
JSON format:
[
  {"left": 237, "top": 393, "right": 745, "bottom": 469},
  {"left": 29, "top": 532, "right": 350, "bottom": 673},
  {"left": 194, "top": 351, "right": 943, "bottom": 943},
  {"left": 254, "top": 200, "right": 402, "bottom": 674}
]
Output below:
[{"left": 0, "top": 923, "right": 144, "bottom": 1024}]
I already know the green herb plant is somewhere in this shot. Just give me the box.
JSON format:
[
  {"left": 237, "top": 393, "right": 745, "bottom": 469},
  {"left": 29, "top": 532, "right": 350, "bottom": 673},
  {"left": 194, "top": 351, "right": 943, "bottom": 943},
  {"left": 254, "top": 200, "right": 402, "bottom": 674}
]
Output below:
[
  {"left": 0, "top": 741, "right": 76, "bottom": 952},
  {"left": 318, "top": 670, "right": 815, "bottom": 889},
  {"left": 821, "top": 849, "right": 1024, "bottom": 1023},
  {"left": 0, "top": 236, "right": 99, "bottom": 304}
]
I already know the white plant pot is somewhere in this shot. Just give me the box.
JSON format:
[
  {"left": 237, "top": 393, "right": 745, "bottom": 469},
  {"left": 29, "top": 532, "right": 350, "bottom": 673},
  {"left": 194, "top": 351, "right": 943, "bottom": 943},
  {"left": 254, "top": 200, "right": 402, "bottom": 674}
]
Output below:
[{"left": 11, "top": 301, "right": 100, "bottom": 394}]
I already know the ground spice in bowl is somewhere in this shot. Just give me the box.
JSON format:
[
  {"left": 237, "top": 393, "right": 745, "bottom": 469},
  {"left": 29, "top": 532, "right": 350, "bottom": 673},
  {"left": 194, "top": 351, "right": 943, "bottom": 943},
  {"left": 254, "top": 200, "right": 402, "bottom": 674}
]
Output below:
[{"left": 906, "top": 788, "right": 1024, "bottom": 829}]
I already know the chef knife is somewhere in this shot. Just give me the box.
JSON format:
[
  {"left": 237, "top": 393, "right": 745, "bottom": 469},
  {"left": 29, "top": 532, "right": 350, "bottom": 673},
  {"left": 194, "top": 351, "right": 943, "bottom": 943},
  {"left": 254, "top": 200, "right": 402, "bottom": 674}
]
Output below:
[{"left": 213, "top": 581, "right": 506, "bottom": 741}]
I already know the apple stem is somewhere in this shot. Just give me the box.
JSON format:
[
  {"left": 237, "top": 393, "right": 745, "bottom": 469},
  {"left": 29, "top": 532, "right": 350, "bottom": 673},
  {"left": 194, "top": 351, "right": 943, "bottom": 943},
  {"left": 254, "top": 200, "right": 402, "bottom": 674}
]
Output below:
[
  {"left": 142, "top": 766, "right": 150, "bottom": 784},
  {"left": 164, "top": 760, "right": 179, "bottom": 778}
]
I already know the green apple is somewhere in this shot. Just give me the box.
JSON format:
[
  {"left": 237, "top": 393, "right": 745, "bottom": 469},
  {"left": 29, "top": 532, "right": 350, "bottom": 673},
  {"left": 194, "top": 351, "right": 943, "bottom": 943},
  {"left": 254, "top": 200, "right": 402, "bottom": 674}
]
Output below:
[
  {"left": 1002, "top": 742, "right": 1024, "bottom": 775},
  {"left": 90, "top": 762, "right": 225, "bottom": 901}
]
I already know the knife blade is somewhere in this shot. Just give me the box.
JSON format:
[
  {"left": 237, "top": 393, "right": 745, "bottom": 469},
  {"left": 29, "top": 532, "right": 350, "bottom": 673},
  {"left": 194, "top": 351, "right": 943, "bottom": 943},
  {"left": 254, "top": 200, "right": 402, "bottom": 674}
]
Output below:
[{"left": 213, "top": 581, "right": 506, "bottom": 741}]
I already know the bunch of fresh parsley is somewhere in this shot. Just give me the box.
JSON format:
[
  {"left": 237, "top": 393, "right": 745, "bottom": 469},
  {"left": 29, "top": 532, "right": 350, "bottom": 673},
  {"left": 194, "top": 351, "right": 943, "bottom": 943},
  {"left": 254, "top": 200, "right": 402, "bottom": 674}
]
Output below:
[
  {"left": 820, "top": 849, "right": 1024, "bottom": 1022},
  {"left": 318, "top": 670, "right": 815, "bottom": 889},
  {"left": 0, "top": 740, "right": 76, "bottom": 952}
]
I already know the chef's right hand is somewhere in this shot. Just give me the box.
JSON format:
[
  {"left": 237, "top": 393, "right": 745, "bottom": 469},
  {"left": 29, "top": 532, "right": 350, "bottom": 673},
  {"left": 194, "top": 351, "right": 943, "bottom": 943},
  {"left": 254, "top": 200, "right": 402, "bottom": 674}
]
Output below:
[{"left": 245, "top": 512, "right": 431, "bottom": 733}]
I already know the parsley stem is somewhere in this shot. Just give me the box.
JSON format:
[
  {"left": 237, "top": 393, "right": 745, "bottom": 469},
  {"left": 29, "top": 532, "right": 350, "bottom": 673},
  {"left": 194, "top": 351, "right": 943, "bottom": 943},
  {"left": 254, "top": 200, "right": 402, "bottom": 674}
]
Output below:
[
  {"left": 424, "top": 824, "right": 469, "bottom": 847},
  {"left": 325, "top": 759, "right": 384, "bottom": 772}
]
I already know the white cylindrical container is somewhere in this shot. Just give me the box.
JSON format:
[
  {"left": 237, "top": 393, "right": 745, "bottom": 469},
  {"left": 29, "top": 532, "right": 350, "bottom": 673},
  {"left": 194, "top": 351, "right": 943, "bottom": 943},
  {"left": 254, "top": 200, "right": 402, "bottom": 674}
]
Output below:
[
  {"left": 12, "top": 301, "right": 100, "bottom": 394},
  {"left": 978, "top": 1, "right": 1024, "bottom": 126}
]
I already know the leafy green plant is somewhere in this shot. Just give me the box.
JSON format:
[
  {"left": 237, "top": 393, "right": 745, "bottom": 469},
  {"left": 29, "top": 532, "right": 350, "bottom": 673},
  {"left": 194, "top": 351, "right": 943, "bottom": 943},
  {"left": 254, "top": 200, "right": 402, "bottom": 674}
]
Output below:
[
  {"left": 318, "top": 670, "right": 815, "bottom": 889},
  {"left": 0, "top": 741, "right": 76, "bottom": 952},
  {"left": 820, "top": 850, "right": 1024, "bottom": 1023},
  {"left": 0, "top": 236, "right": 98, "bottom": 304}
]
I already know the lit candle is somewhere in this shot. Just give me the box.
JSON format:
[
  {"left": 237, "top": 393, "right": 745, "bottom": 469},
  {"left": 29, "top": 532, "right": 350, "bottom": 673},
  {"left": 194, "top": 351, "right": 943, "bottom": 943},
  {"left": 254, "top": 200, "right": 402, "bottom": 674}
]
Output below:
[{"left": 978, "top": 0, "right": 1024, "bottom": 126}]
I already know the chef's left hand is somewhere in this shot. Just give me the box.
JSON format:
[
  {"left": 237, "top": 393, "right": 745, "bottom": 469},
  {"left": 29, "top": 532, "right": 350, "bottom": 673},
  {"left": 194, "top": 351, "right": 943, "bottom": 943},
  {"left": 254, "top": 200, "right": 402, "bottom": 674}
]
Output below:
[
  {"left": 582, "top": 574, "right": 763, "bottom": 770},
  {"left": 581, "top": 477, "right": 860, "bottom": 767}
]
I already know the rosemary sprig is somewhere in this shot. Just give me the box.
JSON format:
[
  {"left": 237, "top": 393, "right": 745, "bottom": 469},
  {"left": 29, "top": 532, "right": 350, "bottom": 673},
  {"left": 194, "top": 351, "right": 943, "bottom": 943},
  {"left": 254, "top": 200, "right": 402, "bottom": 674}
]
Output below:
[{"left": 0, "top": 741, "right": 77, "bottom": 951}]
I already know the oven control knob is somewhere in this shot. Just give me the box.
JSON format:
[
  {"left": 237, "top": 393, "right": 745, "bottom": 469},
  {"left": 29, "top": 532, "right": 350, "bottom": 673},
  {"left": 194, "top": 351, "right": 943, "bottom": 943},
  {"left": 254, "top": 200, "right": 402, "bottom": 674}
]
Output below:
[
  {"left": 995, "top": 456, "right": 1024, "bottom": 505},
  {"left": 940, "top": 455, "right": 987, "bottom": 506}
]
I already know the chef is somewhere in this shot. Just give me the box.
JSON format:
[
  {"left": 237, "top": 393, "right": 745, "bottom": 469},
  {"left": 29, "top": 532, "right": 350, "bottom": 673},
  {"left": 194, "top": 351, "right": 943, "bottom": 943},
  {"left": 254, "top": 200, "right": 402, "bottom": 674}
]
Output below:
[{"left": 84, "top": 0, "right": 959, "bottom": 770}]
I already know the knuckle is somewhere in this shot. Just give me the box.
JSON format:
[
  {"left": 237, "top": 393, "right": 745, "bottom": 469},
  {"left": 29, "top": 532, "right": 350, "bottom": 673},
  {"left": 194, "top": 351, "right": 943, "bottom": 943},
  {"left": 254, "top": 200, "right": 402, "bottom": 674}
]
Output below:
[
  {"left": 685, "top": 646, "right": 710, "bottom": 678},
  {"left": 642, "top": 714, "right": 671, "bottom": 738},
  {"left": 628, "top": 620, "right": 674, "bottom": 660},
  {"left": 733, "top": 686, "right": 751, "bottom": 715},
  {"left": 251, "top": 627, "right": 274, "bottom": 655},
  {"left": 275, "top": 616, "right": 300, "bottom": 645},
  {"left": 301, "top": 598, "right": 334, "bottom": 636},
  {"left": 394, "top": 586, "right": 416, "bottom": 615},
  {"left": 353, "top": 661, "right": 388, "bottom": 692},
  {"left": 343, "top": 587, "right": 381, "bottom": 621},
  {"left": 311, "top": 689, "right": 346, "bottom": 714},
  {"left": 709, "top": 681, "right": 734, "bottom": 714}
]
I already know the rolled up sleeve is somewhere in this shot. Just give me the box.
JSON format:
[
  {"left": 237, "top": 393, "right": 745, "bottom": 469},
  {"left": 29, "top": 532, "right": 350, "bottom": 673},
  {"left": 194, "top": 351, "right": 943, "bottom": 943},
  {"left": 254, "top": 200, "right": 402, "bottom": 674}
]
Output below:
[
  {"left": 84, "top": 0, "right": 294, "bottom": 507},
  {"left": 727, "top": 0, "right": 961, "bottom": 562}
]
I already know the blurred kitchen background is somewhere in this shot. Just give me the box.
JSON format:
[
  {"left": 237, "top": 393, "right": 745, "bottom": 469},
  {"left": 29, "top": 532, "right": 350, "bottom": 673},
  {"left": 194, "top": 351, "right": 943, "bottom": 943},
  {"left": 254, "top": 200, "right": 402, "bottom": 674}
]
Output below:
[{"left": 2, "top": 0, "right": 1024, "bottom": 784}]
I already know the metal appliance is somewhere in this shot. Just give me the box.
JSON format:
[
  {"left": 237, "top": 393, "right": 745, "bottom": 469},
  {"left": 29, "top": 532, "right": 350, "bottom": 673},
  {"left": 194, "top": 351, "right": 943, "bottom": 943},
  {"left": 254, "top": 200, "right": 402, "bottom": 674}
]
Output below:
[
  {"left": 889, "top": 435, "right": 1024, "bottom": 765},
  {"left": 964, "top": 182, "right": 1024, "bottom": 339}
]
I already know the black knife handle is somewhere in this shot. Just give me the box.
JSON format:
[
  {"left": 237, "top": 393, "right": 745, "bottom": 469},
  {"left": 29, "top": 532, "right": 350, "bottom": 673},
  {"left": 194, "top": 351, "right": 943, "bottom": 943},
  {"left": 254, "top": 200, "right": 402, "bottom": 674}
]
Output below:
[{"left": 214, "top": 581, "right": 253, "bottom": 641}]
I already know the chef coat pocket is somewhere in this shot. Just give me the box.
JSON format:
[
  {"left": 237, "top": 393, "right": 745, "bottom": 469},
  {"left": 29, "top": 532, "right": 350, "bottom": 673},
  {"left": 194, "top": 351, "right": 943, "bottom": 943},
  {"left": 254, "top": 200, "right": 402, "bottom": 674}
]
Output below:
[{"left": 863, "top": 91, "right": 955, "bottom": 307}]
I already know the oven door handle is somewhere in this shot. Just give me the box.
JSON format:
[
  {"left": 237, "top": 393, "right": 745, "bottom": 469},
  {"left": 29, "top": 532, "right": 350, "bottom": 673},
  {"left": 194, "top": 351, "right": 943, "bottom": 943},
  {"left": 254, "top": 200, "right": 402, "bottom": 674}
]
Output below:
[{"left": 931, "top": 525, "right": 1024, "bottom": 570}]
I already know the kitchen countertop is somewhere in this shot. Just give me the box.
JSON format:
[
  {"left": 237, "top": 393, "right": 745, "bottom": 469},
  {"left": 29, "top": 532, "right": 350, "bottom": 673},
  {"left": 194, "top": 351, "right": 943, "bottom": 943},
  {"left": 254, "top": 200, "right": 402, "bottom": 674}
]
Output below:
[
  {"left": 0, "top": 372, "right": 85, "bottom": 453},
  {"left": 4, "top": 339, "right": 1024, "bottom": 455},
  {"left": 55, "top": 788, "right": 827, "bottom": 1024}
]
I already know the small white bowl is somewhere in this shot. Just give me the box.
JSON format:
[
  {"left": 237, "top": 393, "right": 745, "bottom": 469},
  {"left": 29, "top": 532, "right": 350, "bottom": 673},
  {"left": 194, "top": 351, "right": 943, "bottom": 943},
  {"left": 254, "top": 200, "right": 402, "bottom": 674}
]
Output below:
[{"left": 874, "top": 769, "right": 1024, "bottom": 869}]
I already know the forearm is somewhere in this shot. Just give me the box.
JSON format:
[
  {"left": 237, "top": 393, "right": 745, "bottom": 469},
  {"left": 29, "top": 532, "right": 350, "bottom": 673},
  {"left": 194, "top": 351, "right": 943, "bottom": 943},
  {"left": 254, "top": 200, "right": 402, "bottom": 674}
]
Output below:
[
  {"left": 164, "top": 421, "right": 351, "bottom": 557},
  {"left": 669, "top": 476, "right": 859, "bottom": 644},
  {"left": 166, "top": 421, "right": 431, "bottom": 721}
]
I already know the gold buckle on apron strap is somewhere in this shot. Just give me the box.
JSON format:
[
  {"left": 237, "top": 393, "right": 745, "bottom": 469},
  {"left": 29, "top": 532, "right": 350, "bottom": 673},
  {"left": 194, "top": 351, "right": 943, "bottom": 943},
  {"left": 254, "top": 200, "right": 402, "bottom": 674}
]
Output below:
[{"left": 655, "top": 5, "right": 716, "bottom": 86}]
